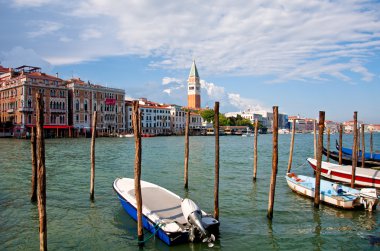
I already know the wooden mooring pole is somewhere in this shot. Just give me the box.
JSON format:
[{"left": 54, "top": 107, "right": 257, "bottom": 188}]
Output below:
[
  {"left": 351, "top": 111, "right": 358, "bottom": 188},
  {"left": 132, "top": 100, "right": 144, "bottom": 245},
  {"left": 327, "top": 127, "right": 330, "bottom": 162},
  {"left": 90, "top": 111, "right": 97, "bottom": 201},
  {"left": 267, "top": 106, "right": 278, "bottom": 220},
  {"left": 339, "top": 124, "right": 343, "bottom": 165},
  {"left": 313, "top": 119, "right": 317, "bottom": 159},
  {"left": 287, "top": 119, "right": 296, "bottom": 173},
  {"left": 314, "top": 111, "right": 325, "bottom": 208},
  {"left": 370, "top": 130, "right": 373, "bottom": 159},
  {"left": 214, "top": 102, "right": 220, "bottom": 220},
  {"left": 184, "top": 111, "right": 190, "bottom": 189},
  {"left": 253, "top": 119, "right": 258, "bottom": 181},
  {"left": 36, "top": 93, "right": 47, "bottom": 251},
  {"left": 31, "top": 127, "right": 37, "bottom": 202},
  {"left": 361, "top": 124, "right": 365, "bottom": 169}
]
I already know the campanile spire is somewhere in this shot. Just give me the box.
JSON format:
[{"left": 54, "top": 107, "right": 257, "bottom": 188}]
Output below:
[{"left": 187, "top": 60, "right": 201, "bottom": 109}]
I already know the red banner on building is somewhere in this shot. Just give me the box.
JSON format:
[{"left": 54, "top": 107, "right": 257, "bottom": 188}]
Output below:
[{"left": 105, "top": 98, "right": 116, "bottom": 105}]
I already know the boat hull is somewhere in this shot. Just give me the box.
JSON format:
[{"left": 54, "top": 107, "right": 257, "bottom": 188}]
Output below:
[
  {"left": 307, "top": 158, "right": 380, "bottom": 188},
  {"left": 336, "top": 141, "right": 380, "bottom": 161},
  {"left": 323, "top": 147, "right": 380, "bottom": 168},
  {"left": 116, "top": 193, "right": 188, "bottom": 245}
]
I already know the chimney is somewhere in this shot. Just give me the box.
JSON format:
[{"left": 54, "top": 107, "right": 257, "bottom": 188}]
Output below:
[{"left": 56, "top": 72, "right": 59, "bottom": 78}]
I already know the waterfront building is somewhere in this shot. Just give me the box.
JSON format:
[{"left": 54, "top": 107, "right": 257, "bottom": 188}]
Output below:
[
  {"left": 225, "top": 109, "right": 288, "bottom": 131},
  {"left": 189, "top": 112, "right": 202, "bottom": 130},
  {"left": 342, "top": 120, "right": 364, "bottom": 133},
  {"left": 187, "top": 60, "right": 201, "bottom": 109},
  {"left": 367, "top": 124, "right": 380, "bottom": 132},
  {"left": 125, "top": 98, "right": 171, "bottom": 135},
  {"left": 65, "top": 78, "right": 125, "bottom": 135},
  {"left": 0, "top": 65, "right": 69, "bottom": 138},
  {"left": 170, "top": 105, "right": 186, "bottom": 135}
]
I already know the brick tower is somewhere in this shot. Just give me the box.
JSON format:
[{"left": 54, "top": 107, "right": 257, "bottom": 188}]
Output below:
[{"left": 187, "top": 60, "right": 201, "bottom": 109}]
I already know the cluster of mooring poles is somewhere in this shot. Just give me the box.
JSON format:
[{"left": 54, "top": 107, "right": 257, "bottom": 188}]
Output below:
[
  {"left": 285, "top": 110, "right": 373, "bottom": 211},
  {"left": 30, "top": 97, "right": 374, "bottom": 249}
]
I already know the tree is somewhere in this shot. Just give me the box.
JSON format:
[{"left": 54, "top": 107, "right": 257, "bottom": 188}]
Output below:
[{"left": 200, "top": 109, "right": 215, "bottom": 123}]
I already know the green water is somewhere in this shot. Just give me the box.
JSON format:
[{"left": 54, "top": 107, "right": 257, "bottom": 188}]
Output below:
[{"left": 0, "top": 134, "right": 379, "bottom": 250}]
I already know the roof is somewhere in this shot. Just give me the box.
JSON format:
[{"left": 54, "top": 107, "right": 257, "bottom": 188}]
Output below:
[
  {"left": 0, "top": 65, "right": 10, "bottom": 74},
  {"left": 189, "top": 60, "right": 199, "bottom": 78}
]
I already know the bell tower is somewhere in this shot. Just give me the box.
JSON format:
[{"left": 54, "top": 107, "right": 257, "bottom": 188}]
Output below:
[{"left": 187, "top": 60, "right": 201, "bottom": 109}]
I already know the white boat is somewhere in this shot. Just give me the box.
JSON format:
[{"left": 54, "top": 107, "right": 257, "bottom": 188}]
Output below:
[
  {"left": 242, "top": 127, "right": 254, "bottom": 137},
  {"left": 113, "top": 178, "right": 219, "bottom": 246},
  {"left": 286, "top": 173, "right": 378, "bottom": 210},
  {"left": 307, "top": 158, "right": 380, "bottom": 188},
  {"left": 118, "top": 133, "right": 134, "bottom": 138}
]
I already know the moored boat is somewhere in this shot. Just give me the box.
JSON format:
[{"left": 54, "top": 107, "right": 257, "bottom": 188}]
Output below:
[
  {"left": 307, "top": 158, "right": 380, "bottom": 188},
  {"left": 336, "top": 140, "right": 380, "bottom": 161},
  {"left": 113, "top": 178, "right": 219, "bottom": 246},
  {"left": 285, "top": 173, "right": 378, "bottom": 210},
  {"left": 322, "top": 147, "right": 380, "bottom": 168}
]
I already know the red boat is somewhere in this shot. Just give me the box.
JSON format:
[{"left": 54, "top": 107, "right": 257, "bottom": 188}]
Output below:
[{"left": 307, "top": 158, "right": 380, "bottom": 188}]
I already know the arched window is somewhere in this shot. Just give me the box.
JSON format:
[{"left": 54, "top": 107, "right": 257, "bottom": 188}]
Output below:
[
  {"left": 84, "top": 100, "right": 88, "bottom": 111},
  {"left": 75, "top": 100, "right": 80, "bottom": 111}
]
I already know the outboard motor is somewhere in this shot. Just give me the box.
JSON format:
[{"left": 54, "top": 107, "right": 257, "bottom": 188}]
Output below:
[
  {"left": 181, "top": 198, "right": 215, "bottom": 246},
  {"left": 359, "top": 188, "right": 379, "bottom": 211}
]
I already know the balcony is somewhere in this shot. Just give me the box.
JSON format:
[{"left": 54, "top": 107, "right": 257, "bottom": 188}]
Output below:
[
  {"left": 19, "top": 107, "right": 34, "bottom": 112},
  {"left": 50, "top": 108, "right": 66, "bottom": 113}
]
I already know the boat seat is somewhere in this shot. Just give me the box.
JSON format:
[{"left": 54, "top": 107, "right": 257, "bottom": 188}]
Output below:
[{"left": 128, "top": 187, "right": 187, "bottom": 225}]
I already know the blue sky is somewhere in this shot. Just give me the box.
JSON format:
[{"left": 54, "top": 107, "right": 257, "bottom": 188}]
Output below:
[{"left": 1, "top": 0, "right": 380, "bottom": 123}]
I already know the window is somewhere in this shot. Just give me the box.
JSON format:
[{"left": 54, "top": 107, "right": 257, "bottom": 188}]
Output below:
[
  {"left": 189, "top": 86, "right": 194, "bottom": 90},
  {"left": 75, "top": 100, "right": 80, "bottom": 111},
  {"left": 85, "top": 115, "right": 88, "bottom": 123},
  {"left": 84, "top": 100, "right": 88, "bottom": 111}
]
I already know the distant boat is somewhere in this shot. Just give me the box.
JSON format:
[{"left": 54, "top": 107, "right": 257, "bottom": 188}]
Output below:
[
  {"left": 336, "top": 140, "right": 380, "bottom": 161},
  {"left": 242, "top": 127, "right": 254, "bottom": 137},
  {"left": 118, "top": 133, "right": 134, "bottom": 138},
  {"left": 141, "top": 133, "right": 156, "bottom": 137},
  {"left": 285, "top": 173, "right": 378, "bottom": 210},
  {"left": 307, "top": 158, "right": 380, "bottom": 188},
  {"left": 278, "top": 128, "right": 290, "bottom": 134},
  {"left": 113, "top": 178, "right": 219, "bottom": 246},
  {"left": 322, "top": 146, "right": 380, "bottom": 168}
]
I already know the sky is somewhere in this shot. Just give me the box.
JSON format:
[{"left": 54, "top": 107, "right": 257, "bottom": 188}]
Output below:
[{"left": 1, "top": 0, "right": 380, "bottom": 123}]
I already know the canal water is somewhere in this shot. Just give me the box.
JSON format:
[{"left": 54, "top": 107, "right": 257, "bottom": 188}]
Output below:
[{"left": 0, "top": 133, "right": 379, "bottom": 250}]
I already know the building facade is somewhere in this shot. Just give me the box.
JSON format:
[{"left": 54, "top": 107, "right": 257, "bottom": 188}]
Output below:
[
  {"left": 65, "top": 78, "right": 125, "bottom": 135},
  {"left": 0, "top": 65, "right": 69, "bottom": 138}
]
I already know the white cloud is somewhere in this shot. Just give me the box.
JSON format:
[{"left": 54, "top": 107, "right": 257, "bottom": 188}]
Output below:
[
  {"left": 4, "top": 0, "right": 380, "bottom": 83},
  {"left": 162, "top": 77, "right": 182, "bottom": 85},
  {"left": 227, "top": 93, "right": 268, "bottom": 112},
  {"left": 27, "top": 21, "right": 63, "bottom": 38},
  {"left": 200, "top": 80, "right": 225, "bottom": 101},
  {"left": 80, "top": 28, "right": 102, "bottom": 41}
]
